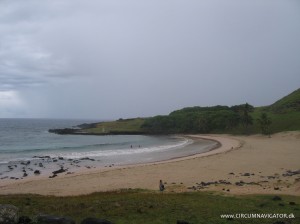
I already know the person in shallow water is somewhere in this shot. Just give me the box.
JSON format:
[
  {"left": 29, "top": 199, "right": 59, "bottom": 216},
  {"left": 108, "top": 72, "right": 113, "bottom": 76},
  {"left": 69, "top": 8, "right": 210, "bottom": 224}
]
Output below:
[{"left": 159, "top": 180, "right": 165, "bottom": 192}]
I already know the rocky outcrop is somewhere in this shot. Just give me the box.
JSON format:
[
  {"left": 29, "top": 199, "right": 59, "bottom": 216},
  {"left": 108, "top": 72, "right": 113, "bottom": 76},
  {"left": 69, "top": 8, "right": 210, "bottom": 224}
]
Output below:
[
  {"left": 34, "top": 170, "right": 41, "bottom": 175},
  {"left": 177, "top": 221, "right": 190, "bottom": 224},
  {"left": 0, "top": 204, "right": 19, "bottom": 224},
  {"left": 81, "top": 217, "right": 113, "bottom": 224},
  {"left": 282, "top": 169, "right": 300, "bottom": 177},
  {"left": 48, "top": 128, "right": 80, "bottom": 135},
  {"left": 18, "top": 216, "right": 32, "bottom": 224},
  {"left": 52, "top": 168, "right": 67, "bottom": 175},
  {"left": 36, "top": 214, "right": 75, "bottom": 224},
  {"left": 48, "top": 128, "right": 146, "bottom": 136}
]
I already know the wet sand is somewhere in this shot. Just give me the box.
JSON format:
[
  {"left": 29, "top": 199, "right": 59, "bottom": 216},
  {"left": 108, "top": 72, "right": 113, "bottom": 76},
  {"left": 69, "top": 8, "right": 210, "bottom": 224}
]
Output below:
[{"left": 0, "top": 132, "right": 299, "bottom": 196}]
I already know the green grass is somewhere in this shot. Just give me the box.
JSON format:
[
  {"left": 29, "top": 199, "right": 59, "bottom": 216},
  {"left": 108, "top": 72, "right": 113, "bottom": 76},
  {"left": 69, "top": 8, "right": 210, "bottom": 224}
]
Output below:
[
  {"left": 251, "top": 109, "right": 300, "bottom": 133},
  {"left": 1, "top": 190, "right": 299, "bottom": 224},
  {"left": 267, "top": 88, "right": 300, "bottom": 113},
  {"left": 208, "top": 106, "right": 300, "bottom": 135},
  {"left": 85, "top": 118, "right": 145, "bottom": 134}
]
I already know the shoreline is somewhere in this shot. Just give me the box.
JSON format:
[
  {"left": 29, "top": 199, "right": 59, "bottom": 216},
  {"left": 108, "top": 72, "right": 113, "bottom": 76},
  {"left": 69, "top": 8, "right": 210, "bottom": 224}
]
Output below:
[
  {"left": 0, "top": 135, "right": 217, "bottom": 183},
  {"left": 0, "top": 135, "right": 224, "bottom": 187},
  {"left": 0, "top": 132, "right": 299, "bottom": 196}
]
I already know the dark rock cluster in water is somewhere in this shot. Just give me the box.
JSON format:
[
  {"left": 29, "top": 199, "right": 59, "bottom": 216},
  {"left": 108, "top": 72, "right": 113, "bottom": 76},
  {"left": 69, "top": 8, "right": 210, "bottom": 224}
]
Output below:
[
  {"left": 48, "top": 127, "right": 146, "bottom": 135},
  {"left": 0, "top": 156, "right": 101, "bottom": 181},
  {"left": 48, "top": 128, "right": 82, "bottom": 135}
]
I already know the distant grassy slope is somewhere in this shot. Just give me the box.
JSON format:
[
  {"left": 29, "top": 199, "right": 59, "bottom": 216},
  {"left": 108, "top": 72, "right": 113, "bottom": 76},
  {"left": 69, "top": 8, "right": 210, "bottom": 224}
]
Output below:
[
  {"left": 82, "top": 88, "right": 300, "bottom": 135},
  {"left": 248, "top": 88, "right": 300, "bottom": 133},
  {"left": 85, "top": 118, "right": 146, "bottom": 134},
  {"left": 250, "top": 109, "right": 300, "bottom": 133},
  {"left": 266, "top": 88, "right": 300, "bottom": 113},
  {"left": 224, "top": 89, "right": 300, "bottom": 134}
]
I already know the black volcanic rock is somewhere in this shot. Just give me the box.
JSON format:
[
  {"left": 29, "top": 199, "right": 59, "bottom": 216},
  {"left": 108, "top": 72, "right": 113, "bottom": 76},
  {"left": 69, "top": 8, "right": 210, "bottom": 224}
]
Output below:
[
  {"left": 282, "top": 169, "right": 300, "bottom": 177},
  {"left": 18, "top": 216, "right": 31, "bottom": 224},
  {"left": 36, "top": 214, "right": 75, "bottom": 224},
  {"left": 34, "top": 170, "right": 40, "bottom": 175},
  {"left": 81, "top": 217, "right": 113, "bottom": 224},
  {"left": 177, "top": 221, "right": 190, "bottom": 224},
  {"left": 48, "top": 128, "right": 79, "bottom": 135},
  {"left": 52, "top": 168, "right": 67, "bottom": 175}
]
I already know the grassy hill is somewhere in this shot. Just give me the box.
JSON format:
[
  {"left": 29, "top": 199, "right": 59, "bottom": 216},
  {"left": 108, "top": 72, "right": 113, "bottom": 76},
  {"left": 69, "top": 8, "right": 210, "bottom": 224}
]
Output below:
[
  {"left": 83, "top": 88, "right": 300, "bottom": 135},
  {"left": 266, "top": 88, "right": 300, "bottom": 113},
  {"left": 247, "top": 88, "right": 300, "bottom": 134},
  {"left": 85, "top": 118, "right": 146, "bottom": 134},
  {"left": 249, "top": 110, "right": 300, "bottom": 134}
]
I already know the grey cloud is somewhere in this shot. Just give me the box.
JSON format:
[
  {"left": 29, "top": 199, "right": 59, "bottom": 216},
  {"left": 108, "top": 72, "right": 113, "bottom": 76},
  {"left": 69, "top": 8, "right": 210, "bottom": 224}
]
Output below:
[
  {"left": 0, "top": 0, "right": 75, "bottom": 91},
  {"left": 0, "top": 0, "right": 300, "bottom": 118}
]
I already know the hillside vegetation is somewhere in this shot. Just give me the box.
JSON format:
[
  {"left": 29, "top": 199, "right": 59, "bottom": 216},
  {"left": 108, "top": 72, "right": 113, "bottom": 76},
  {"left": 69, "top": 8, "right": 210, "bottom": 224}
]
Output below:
[
  {"left": 141, "top": 104, "right": 252, "bottom": 134},
  {"left": 84, "top": 88, "right": 300, "bottom": 135}
]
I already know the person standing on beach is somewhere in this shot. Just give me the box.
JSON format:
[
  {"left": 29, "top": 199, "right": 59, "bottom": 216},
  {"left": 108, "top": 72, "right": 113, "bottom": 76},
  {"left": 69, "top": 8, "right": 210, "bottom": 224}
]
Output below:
[{"left": 159, "top": 180, "right": 165, "bottom": 192}]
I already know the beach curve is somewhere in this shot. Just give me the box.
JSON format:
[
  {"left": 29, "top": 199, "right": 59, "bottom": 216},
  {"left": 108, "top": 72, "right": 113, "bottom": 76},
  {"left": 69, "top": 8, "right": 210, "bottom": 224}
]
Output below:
[{"left": 0, "top": 132, "right": 299, "bottom": 196}]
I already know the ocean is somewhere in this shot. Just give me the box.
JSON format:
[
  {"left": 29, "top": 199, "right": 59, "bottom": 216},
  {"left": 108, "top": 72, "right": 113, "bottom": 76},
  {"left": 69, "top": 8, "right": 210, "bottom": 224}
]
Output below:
[{"left": 0, "top": 118, "right": 217, "bottom": 180}]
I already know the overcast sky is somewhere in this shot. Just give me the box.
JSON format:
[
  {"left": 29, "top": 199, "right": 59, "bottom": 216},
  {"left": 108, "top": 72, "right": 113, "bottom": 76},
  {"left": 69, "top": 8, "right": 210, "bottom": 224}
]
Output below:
[{"left": 0, "top": 0, "right": 299, "bottom": 119}]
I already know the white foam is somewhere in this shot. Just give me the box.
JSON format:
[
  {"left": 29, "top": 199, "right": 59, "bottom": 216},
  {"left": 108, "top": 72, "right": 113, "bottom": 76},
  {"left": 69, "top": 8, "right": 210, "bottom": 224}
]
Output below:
[{"left": 46, "top": 137, "right": 193, "bottom": 159}]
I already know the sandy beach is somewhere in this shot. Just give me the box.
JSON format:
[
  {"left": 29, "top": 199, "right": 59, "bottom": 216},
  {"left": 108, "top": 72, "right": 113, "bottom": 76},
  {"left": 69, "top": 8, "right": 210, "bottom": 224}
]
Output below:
[{"left": 0, "top": 131, "right": 299, "bottom": 196}]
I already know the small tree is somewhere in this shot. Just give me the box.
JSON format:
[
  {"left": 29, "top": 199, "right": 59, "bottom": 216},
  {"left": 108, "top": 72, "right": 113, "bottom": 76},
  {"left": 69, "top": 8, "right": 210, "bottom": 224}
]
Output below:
[
  {"left": 257, "top": 113, "right": 272, "bottom": 136},
  {"left": 241, "top": 103, "right": 254, "bottom": 134}
]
